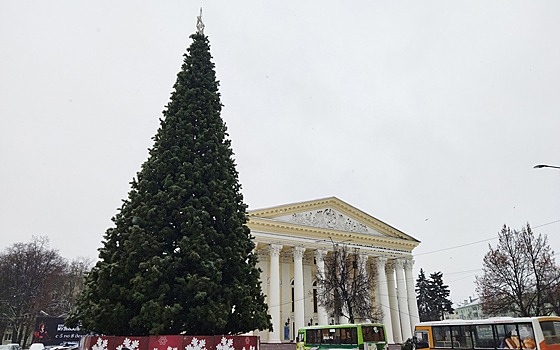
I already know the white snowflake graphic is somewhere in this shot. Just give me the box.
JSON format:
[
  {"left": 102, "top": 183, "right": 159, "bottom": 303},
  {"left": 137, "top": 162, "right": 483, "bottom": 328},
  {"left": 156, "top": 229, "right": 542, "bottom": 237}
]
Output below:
[
  {"left": 92, "top": 338, "right": 108, "bottom": 350},
  {"left": 167, "top": 346, "right": 177, "bottom": 350},
  {"left": 158, "top": 337, "right": 169, "bottom": 346},
  {"left": 117, "top": 338, "right": 140, "bottom": 350},
  {"left": 216, "top": 337, "right": 234, "bottom": 350},
  {"left": 185, "top": 338, "right": 207, "bottom": 350}
]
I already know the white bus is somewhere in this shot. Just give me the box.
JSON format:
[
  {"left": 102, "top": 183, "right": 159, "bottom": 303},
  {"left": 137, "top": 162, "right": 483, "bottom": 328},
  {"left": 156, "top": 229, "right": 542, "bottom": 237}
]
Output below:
[{"left": 414, "top": 317, "right": 560, "bottom": 350}]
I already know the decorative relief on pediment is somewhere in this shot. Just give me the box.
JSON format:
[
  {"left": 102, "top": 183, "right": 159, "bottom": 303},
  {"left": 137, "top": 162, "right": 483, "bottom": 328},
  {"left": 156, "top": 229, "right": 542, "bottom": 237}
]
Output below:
[{"left": 290, "top": 208, "right": 371, "bottom": 234}]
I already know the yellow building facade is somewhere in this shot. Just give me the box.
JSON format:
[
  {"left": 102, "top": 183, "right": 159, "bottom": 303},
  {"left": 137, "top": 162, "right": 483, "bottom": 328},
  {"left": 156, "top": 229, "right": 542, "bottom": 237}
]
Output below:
[{"left": 247, "top": 197, "right": 421, "bottom": 344}]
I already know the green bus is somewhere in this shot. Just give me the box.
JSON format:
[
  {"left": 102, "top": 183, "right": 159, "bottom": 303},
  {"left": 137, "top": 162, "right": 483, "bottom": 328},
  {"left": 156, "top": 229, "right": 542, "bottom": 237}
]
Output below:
[{"left": 297, "top": 323, "right": 387, "bottom": 350}]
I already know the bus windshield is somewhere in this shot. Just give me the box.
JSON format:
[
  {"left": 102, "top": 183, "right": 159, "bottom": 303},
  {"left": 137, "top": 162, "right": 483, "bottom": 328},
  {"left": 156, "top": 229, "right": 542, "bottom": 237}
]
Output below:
[{"left": 540, "top": 320, "right": 560, "bottom": 345}]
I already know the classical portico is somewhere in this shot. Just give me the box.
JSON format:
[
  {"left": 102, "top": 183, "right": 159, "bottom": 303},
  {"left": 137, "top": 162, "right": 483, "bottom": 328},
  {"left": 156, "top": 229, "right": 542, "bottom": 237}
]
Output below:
[{"left": 248, "top": 197, "right": 421, "bottom": 344}]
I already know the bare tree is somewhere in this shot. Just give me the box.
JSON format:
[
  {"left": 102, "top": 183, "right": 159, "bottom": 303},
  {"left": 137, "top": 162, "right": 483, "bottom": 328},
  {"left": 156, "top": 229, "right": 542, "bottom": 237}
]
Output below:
[
  {"left": 475, "top": 224, "right": 560, "bottom": 316},
  {"left": 316, "top": 243, "right": 382, "bottom": 323},
  {"left": 50, "top": 257, "right": 93, "bottom": 317},
  {"left": 0, "top": 237, "right": 68, "bottom": 347}
]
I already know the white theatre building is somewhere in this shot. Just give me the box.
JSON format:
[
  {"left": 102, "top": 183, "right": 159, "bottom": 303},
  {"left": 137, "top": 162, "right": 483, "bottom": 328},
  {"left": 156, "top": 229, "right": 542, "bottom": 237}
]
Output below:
[{"left": 247, "top": 197, "right": 421, "bottom": 344}]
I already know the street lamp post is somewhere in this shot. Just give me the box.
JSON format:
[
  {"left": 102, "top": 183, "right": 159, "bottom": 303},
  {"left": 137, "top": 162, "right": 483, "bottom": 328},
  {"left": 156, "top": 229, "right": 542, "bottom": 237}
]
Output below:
[{"left": 534, "top": 164, "right": 560, "bottom": 169}]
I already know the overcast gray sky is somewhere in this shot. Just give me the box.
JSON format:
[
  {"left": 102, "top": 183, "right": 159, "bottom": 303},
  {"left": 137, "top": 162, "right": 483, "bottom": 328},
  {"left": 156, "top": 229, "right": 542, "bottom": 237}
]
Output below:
[{"left": 1, "top": 1, "right": 559, "bottom": 305}]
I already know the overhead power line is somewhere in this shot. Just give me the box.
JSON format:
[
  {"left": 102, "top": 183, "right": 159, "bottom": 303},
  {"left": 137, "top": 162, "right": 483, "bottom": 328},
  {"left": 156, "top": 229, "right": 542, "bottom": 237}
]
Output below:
[{"left": 415, "top": 219, "right": 560, "bottom": 257}]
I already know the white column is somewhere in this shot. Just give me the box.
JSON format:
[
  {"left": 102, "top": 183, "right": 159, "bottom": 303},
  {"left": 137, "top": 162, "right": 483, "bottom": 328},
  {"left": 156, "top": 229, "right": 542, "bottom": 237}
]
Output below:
[
  {"left": 257, "top": 249, "right": 269, "bottom": 341},
  {"left": 404, "top": 259, "right": 420, "bottom": 329},
  {"left": 386, "top": 262, "right": 402, "bottom": 343},
  {"left": 395, "top": 259, "right": 412, "bottom": 340},
  {"left": 315, "top": 249, "right": 329, "bottom": 325},
  {"left": 376, "top": 257, "right": 394, "bottom": 343},
  {"left": 293, "top": 246, "right": 306, "bottom": 337},
  {"left": 304, "top": 257, "right": 313, "bottom": 325},
  {"left": 268, "top": 244, "right": 282, "bottom": 343}
]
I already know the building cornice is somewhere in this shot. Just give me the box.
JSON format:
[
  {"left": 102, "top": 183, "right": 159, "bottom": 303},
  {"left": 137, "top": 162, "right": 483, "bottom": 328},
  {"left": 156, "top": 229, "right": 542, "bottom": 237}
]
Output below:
[
  {"left": 248, "top": 216, "right": 419, "bottom": 254},
  {"left": 248, "top": 196, "right": 419, "bottom": 243}
]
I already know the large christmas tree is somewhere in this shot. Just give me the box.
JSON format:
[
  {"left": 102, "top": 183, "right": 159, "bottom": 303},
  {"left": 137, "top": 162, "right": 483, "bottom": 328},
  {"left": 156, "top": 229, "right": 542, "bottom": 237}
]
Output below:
[{"left": 71, "top": 19, "right": 272, "bottom": 336}]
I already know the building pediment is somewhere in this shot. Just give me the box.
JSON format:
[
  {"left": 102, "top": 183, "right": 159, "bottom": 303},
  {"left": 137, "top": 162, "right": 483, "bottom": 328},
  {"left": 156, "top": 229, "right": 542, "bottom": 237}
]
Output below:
[{"left": 247, "top": 197, "right": 420, "bottom": 255}]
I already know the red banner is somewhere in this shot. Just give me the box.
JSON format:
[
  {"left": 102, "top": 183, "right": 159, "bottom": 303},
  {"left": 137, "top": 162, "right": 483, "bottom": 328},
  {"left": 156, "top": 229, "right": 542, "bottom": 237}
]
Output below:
[{"left": 80, "top": 335, "right": 259, "bottom": 350}]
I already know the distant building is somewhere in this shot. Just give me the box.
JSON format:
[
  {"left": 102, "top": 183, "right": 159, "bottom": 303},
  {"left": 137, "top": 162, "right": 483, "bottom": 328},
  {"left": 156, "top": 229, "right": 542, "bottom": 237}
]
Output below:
[
  {"left": 454, "top": 296, "right": 484, "bottom": 320},
  {"left": 452, "top": 297, "right": 553, "bottom": 319}
]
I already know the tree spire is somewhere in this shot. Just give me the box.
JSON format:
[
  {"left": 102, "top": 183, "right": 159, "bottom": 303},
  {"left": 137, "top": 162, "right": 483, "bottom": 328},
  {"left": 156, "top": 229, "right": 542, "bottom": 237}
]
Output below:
[{"left": 196, "top": 7, "right": 204, "bottom": 34}]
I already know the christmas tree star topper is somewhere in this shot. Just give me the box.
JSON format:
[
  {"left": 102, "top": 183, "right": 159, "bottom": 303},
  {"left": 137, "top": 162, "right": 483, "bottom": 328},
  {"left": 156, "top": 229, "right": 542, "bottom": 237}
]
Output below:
[{"left": 196, "top": 8, "right": 204, "bottom": 34}]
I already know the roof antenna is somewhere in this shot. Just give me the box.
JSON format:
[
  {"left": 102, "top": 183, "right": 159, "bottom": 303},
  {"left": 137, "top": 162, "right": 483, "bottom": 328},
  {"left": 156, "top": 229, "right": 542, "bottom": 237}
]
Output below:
[{"left": 196, "top": 7, "right": 205, "bottom": 34}]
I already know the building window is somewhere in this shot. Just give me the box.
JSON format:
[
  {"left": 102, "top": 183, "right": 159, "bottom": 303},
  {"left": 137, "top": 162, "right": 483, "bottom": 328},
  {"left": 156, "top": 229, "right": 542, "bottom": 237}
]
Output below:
[{"left": 313, "top": 280, "right": 318, "bottom": 313}]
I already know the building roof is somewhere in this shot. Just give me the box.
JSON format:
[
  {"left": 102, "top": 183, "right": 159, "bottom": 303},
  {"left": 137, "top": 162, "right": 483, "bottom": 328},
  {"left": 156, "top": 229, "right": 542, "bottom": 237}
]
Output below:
[{"left": 247, "top": 197, "right": 420, "bottom": 257}]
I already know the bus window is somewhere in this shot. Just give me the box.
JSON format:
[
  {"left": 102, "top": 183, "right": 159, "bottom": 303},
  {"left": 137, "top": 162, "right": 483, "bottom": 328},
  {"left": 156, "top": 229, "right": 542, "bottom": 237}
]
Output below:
[
  {"left": 321, "top": 328, "right": 336, "bottom": 344},
  {"left": 539, "top": 321, "right": 560, "bottom": 345},
  {"left": 434, "top": 326, "right": 453, "bottom": 348},
  {"left": 340, "top": 327, "right": 358, "bottom": 345},
  {"left": 517, "top": 323, "right": 536, "bottom": 349},
  {"left": 506, "top": 324, "right": 521, "bottom": 349},
  {"left": 495, "top": 325, "right": 509, "bottom": 348},
  {"left": 451, "top": 325, "right": 473, "bottom": 349},
  {"left": 496, "top": 324, "right": 521, "bottom": 349},
  {"left": 332, "top": 328, "right": 342, "bottom": 344},
  {"left": 415, "top": 330, "right": 429, "bottom": 349},
  {"left": 473, "top": 324, "right": 494, "bottom": 349},
  {"left": 363, "top": 326, "right": 385, "bottom": 342},
  {"left": 306, "top": 329, "right": 320, "bottom": 344}
]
